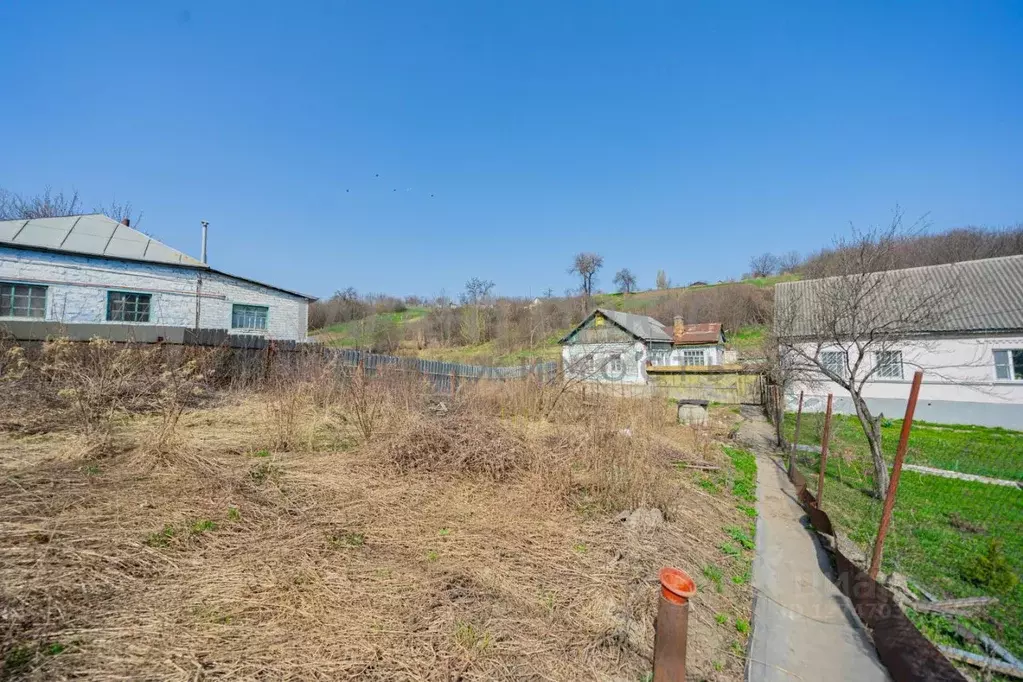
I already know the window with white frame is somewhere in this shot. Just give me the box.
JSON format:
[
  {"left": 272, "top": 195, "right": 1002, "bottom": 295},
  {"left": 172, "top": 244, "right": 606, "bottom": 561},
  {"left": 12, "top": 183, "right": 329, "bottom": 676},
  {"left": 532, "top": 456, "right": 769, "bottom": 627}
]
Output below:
[
  {"left": 577, "top": 354, "right": 594, "bottom": 376},
  {"left": 875, "top": 350, "right": 903, "bottom": 379},
  {"left": 232, "top": 304, "right": 269, "bottom": 330},
  {"left": 608, "top": 356, "right": 623, "bottom": 373},
  {"left": 820, "top": 350, "right": 847, "bottom": 379},
  {"left": 649, "top": 349, "right": 670, "bottom": 366},
  {"left": 994, "top": 349, "right": 1023, "bottom": 381},
  {"left": 0, "top": 282, "right": 46, "bottom": 318},
  {"left": 682, "top": 349, "right": 706, "bottom": 366}
]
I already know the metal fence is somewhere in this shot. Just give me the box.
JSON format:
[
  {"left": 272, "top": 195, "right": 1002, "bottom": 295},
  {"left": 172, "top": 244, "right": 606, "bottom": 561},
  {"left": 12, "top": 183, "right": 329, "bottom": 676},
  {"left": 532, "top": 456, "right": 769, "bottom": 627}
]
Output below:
[
  {"left": 326, "top": 347, "right": 559, "bottom": 394},
  {"left": 779, "top": 384, "right": 1023, "bottom": 676}
]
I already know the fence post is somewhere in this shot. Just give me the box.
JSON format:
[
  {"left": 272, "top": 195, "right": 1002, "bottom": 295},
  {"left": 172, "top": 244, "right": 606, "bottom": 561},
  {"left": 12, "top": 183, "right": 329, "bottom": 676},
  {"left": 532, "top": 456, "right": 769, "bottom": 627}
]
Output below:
[
  {"left": 790, "top": 390, "right": 804, "bottom": 475},
  {"left": 817, "top": 393, "right": 833, "bottom": 507},
  {"left": 868, "top": 371, "right": 924, "bottom": 579},
  {"left": 450, "top": 368, "right": 457, "bottom": 398}
]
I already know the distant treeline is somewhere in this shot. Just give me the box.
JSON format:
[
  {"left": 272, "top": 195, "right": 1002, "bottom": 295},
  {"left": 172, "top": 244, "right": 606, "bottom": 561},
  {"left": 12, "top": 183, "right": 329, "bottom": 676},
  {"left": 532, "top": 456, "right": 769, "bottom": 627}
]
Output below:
[
  {"left": 309, "top": 223, "right": 1023, "bottom": 354},
  {"left": 750, "top": 224, "right": 1023, "bottom": 279}
]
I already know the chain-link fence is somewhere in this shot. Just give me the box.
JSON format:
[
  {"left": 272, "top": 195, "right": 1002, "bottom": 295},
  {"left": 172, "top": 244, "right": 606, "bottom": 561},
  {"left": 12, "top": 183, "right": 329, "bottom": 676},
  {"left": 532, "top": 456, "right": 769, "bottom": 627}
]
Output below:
[{"left": 782, "top": 396, "right": 1023, "bottom": 675}]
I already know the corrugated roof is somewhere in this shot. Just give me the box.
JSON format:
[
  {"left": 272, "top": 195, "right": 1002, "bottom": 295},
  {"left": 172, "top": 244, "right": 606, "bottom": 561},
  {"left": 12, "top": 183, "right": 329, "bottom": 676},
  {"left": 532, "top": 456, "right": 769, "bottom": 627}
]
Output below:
[
  {"left": 0, "top": 214, "right": 206, "bottom": 266},
  {"left": 674, "top": 322, "right": 723, "bottom": 345},
  {"left": 775, "top": 255, "right": 1023, "bottom": 338},
  {"left": 596, "top": 308, "right": 673, "bottom": 342}
]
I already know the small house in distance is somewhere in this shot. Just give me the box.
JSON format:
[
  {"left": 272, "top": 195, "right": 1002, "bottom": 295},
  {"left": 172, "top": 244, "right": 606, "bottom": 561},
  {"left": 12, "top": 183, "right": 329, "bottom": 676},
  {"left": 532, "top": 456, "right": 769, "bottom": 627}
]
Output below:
[
  {"left": 559, "top": 308, "right": 726, "bottom": 384},
  {"left": 0, "top": 215, "right": 315, "bottom": 342}
]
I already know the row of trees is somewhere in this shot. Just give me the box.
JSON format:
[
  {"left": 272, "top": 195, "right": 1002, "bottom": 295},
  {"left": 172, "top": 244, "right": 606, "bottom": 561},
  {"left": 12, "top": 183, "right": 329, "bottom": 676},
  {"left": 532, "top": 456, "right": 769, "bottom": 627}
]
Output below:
[{"left": 748, "top": 220, "right": 1023, "bottom": 279}]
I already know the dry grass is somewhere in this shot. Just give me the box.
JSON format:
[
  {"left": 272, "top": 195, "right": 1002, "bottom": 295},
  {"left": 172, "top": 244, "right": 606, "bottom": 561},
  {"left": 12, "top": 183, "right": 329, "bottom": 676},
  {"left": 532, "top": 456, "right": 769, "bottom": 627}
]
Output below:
[{"left": 0, "top": 367, "right": 755, "bottom": 681}]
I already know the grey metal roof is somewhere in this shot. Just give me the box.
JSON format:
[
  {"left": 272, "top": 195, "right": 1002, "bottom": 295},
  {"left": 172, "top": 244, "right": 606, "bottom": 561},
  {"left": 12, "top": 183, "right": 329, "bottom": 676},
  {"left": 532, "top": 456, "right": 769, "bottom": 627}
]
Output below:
[
  {"left": 0, "top": 214, "right": 317, "bottom": 301},
  {"left": 596, "top": 308, "right": 672, "bottom": 341},
  {"left": 775, "top": 255, "right": 1023, "bottom": 338},
  {"left": 0, "top": 214, "right": 206, "bottom": 267}
]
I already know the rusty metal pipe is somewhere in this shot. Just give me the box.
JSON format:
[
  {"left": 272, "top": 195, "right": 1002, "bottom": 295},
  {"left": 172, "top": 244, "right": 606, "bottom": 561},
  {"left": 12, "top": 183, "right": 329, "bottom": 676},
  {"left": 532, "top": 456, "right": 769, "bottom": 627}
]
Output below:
[
  {"left": 790, "top": 390, "right": 804, "bottom": 476},
  {"left": 653, "top": 567, "right": 696, "bottom": 682},
  {"left": 816, "top": 393, "right": 833, "bottom": 506},
  {"left": 868, "top": 370, "right": 924, "bottom": 579}
]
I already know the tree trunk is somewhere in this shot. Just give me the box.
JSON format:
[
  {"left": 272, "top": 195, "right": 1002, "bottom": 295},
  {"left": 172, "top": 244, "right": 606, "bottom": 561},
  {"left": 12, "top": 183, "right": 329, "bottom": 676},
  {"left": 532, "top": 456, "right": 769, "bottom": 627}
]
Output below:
[{"left": 850, "top": 392, "right": 889, "bottom": 499}]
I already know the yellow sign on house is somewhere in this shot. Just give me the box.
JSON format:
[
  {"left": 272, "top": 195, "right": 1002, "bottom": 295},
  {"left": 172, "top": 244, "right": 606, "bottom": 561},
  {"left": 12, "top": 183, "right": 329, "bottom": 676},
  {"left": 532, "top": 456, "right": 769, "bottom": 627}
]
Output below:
[{"left": 594, "top": 313, "right": 605, "bottom": 327}]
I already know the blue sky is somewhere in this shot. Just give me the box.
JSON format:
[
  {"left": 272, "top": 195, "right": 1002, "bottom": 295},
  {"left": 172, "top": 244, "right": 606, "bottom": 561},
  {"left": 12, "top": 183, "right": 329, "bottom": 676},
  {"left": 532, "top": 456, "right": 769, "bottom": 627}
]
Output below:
[{"left": 1, "top": 1, "right": 1021, "bottom": 300}]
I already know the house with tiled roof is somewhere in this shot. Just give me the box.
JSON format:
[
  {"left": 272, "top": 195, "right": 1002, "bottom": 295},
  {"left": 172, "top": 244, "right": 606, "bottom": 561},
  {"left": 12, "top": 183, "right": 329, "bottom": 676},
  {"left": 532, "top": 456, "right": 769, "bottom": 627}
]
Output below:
[{"left": 558, "top": 308, "right": 726, "bottom": 384}]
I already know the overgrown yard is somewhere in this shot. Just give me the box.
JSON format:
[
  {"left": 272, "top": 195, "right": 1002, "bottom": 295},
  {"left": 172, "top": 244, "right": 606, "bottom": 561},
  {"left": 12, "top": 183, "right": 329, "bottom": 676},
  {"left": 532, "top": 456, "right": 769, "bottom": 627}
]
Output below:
[
  {"left": 0, "top": 340, "right": 754, "bottom": 680},
  {"left": 783, "top": 414, "right": 1023, "bottom": 662}
]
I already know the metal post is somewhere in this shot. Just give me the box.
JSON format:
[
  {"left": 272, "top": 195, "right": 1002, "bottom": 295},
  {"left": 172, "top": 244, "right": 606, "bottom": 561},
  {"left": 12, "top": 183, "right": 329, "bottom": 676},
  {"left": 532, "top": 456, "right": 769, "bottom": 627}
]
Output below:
[
  {"left": 653, "top": 567, "right": 695, "bottom": 682},
  {"left": 868, "top": 370, "right": 924, "bottom": 579},
  {"left": 816, "top": 393, "right": 833, "bottom": 506},
  {"left": 790, "top": 390, "right": 804, "bottom": 475}
]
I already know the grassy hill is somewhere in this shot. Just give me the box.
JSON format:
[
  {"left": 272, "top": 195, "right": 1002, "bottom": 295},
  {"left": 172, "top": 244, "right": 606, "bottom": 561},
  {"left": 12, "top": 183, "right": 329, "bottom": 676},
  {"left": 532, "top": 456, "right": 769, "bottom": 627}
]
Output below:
[
  {"left": 310, "top": 274, "right": 791, "bottom": 364},
  {"left": 313, "top": 306, "right": 429, "bottom": 348}
]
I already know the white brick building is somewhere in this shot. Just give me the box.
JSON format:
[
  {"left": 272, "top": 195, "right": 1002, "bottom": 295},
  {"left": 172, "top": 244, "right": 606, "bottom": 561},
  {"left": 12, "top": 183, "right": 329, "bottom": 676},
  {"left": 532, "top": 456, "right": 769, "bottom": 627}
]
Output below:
[{"left": 0, "top": 215, "right": 315, "bottom": 341}]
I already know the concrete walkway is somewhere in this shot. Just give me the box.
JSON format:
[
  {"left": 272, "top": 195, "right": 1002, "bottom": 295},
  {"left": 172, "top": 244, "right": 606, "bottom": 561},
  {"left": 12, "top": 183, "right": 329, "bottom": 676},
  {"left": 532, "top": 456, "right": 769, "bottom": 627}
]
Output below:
[{"left": 738, "top": 415, "right": 890, "bottom": 681}]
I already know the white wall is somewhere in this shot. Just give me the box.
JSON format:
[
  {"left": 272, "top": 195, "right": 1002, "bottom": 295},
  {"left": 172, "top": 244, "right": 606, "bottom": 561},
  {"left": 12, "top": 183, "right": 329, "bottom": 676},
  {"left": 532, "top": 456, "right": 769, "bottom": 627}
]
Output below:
[
  {"left": 0, "top": 247, "right": 309, "bottom": 341},
  {"left": 562, "top": 341, "right": 648, "bottom": 384},
  {"left": 785, "top": 334, "right": 1023, "bottom": 429}
]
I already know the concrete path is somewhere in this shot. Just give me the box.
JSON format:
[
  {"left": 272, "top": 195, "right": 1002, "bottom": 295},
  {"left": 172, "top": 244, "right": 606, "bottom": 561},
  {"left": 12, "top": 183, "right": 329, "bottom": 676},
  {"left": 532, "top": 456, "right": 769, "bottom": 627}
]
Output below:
[{"left": 738, "top": 414, "right": 890, "bottom": 681}]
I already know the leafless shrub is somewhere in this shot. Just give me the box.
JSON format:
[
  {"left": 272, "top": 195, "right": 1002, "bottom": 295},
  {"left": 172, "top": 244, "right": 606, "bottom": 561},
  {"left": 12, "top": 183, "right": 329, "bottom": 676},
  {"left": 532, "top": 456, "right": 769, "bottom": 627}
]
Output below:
[
  {"left": 383, "top": 413, "right": 531, "bottom": 480},
  {"left": 262, "top": 377, "right": 304, "bottom": 451}
]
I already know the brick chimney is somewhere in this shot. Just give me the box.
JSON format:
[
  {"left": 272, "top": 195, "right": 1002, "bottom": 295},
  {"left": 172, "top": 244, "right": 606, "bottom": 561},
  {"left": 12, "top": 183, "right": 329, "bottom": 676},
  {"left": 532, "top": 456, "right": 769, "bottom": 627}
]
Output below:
[
  {"left": 673, "top": 315, "right": 684, "bottom": 343},
  {"left": 121, "top": 218, "right": 130, "bottom": 227}
]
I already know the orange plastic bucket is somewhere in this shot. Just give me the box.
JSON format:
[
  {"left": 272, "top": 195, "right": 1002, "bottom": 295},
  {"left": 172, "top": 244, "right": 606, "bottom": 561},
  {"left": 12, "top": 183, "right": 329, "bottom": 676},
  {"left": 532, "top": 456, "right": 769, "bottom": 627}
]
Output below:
[{"left": 659, "top": 567, "right": 697, "bottom": 605}]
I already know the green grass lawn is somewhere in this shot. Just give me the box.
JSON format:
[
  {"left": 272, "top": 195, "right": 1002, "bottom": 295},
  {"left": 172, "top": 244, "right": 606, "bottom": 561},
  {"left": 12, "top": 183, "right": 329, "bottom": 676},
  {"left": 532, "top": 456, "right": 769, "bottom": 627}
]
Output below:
[
  {"left": 784, "top": 412, "right": 1023, "bottom": 481},
  {"left": 785, "top": 414, "right": 1023, "bottom": 660}
]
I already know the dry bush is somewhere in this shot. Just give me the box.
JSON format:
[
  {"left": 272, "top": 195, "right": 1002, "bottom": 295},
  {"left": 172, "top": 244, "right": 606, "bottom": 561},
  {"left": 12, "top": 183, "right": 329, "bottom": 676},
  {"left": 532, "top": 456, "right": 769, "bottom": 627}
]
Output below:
[
  {"left": 383, "top": 412, "right": 532, "bottom": 480},
  {"left": 146, "top": 356, "right": 211, "bottom": 455},
  {"left": 262, "top": 376, "right": 304, "bottom": 451}
]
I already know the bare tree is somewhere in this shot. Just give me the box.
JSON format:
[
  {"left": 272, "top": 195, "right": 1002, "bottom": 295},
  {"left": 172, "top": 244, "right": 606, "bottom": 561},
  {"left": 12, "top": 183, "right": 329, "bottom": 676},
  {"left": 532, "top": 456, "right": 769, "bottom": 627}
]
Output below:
[
  {"left": 0, "top": 187, "right": 144, "bottom": 229},
  {"left": 775, "top": 208, "right": 957, "bottom": 500},
  {"left": 748, "top": 252, "right": 780, "bottom": 278},
  {"left": 460, "top": 277, "right": 496, "bottom": 345},
  {"left": 569, "top": 252, "right": 604, "bottom": 302},
  {"left": 655, "top": 269, "right": 670, "bottom": 289},
  {"left": 613, "top": 268, "right": 637, "bottom": 294},
  {"left": 0, "top": 187, "right": 82, "bottom": 220},
  {"left": 777, "top": 250, "right": 802, "bottom": 274},
  {"left": 94, "top": 199, "right": 143, "bottom": 228}
]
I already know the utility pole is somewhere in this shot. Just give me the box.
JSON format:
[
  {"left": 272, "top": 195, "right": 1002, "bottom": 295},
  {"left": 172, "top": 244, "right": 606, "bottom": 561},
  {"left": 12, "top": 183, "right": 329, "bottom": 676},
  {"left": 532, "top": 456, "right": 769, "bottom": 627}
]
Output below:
[{"left": 195, "top": 221, "right": 209, "bottom": 333}]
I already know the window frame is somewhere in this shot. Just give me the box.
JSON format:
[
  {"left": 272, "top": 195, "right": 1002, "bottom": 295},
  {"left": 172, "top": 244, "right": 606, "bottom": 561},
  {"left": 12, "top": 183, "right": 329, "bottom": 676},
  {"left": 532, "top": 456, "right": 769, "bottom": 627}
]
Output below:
[
  {"left": 608, "top": 355, "right": 624, "bottom": 373},
  {"left": 105, "top": 290, "right": 152, "bottom": 323},
  {"left": 0, "top": 281, "right": 47, "bottom": 319},
  {"left": 874, "top": 350, "right": 904, "bottom": 380},
  {"left": 993, "top": 348, "right": 1023, "bottom": 382},
  {"left": 820, "top": 350, "right": 847, "bottom": 379},
  {"left": 682, "top": 348, "right": 707, "bottom": 367},
  {"left": 231, "top": 303, "right": 270, "bottom": 332}
]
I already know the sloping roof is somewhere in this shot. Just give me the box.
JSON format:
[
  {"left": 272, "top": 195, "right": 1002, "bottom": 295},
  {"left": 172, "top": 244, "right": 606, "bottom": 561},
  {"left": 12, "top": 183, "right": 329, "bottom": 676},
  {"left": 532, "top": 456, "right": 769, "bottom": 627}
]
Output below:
[
  {"left": 775, "top": 255, "right": 1023, "bottom": 338},
  {"left": 0, "top": 214, "right": 205, "bottom": 266},
  {"left": 0, "top": 214, "right": 317, "bottom": 301},
  {"left": 674, "top": 322, "right": 723, "bottom": 345},
  {"left": 597, "top": 308, "right": 673, "bottom": 342}
]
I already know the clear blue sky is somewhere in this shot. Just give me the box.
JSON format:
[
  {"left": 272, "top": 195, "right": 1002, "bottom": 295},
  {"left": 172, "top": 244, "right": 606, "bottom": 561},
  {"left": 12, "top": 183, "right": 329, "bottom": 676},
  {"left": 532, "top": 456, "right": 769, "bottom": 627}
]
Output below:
[{"left": 1, "top": 1, "right": 1021, "bottom": 300}]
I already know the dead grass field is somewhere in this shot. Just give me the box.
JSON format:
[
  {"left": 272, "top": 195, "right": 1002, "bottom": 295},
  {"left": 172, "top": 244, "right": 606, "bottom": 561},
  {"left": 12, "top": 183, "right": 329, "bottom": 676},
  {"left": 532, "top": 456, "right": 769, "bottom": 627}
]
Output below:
[{"left": 1, "top": 350, "right": 755, "bottom": 681}]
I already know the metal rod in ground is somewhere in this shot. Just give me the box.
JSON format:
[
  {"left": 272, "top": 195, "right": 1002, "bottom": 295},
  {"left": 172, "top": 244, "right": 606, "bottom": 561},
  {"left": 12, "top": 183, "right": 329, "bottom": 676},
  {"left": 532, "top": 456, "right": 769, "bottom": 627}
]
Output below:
[
  {"left": 790, "top": 390, "right": 804, "bottom": 475},
  {"left": 816, "top": 393, "right": 833, "bottom": 506},
  {"left": 868, "top": 370, "right": 924, "bottom": 579}
]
